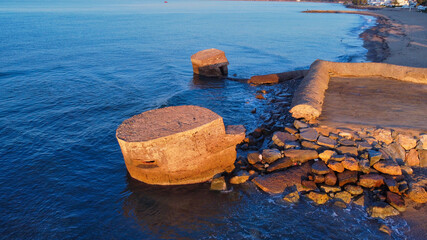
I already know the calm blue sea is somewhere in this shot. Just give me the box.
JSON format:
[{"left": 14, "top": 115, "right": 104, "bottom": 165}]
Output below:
[{"left": 0, "top": 0, "right": 413, "bottom": 239}]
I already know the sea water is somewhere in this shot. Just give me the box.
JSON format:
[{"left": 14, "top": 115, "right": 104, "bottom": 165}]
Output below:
[{"left": 0, "top": 0, "right": 411, "bottom": 239}]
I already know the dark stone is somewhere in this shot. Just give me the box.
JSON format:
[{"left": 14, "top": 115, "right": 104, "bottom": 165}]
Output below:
[
  {"left": 301, "top": 180, "right": 318, "bottom": 191},
  {"left": 299, "top": 128, "right": 319, "bottom": 142},
  {"left": 284, "top": 149, "right": 318, "bottom": 163},
  {"left": 359, "top": 158, "right": 371, "bottom": 174},
  {"left": 267, "top": 157, "right": 293, "bottom": 172},
  {"left": 384, "top": 178, "right": 399, "bottom": 194},
  {"left": 357, "top": 141, "right": 372, "bottom": 151},
  {"left": 339, "top": 139, "right": 356, "bottom": 146},
  {"left": 314, "top": 174, "right": 325, "bottom": 184},
  {"left": 386, "top": 191, "right": 406, "bottom": 212},
  {"left": 337, "top": 170, "right": 358, "bottom": 187},
  {"left": 336, "top": 146, "right": 358, "bottom": 156},
  {"left": 311, "top": 161, "right": 330, "bottom": 175},
  {"left": 247, "top": 152, "right": 261, "bottom": 165},
  {"left": 301, "top": 141, "right": 322, "bottom": 150},
  {"left": 317, "top": 135, "right": 337, "bottom": 148},
  {"left": 325, "top": 171, "right": 337, "bottom": 186},
  {"left": 330, "top": 154, "right": 346, "bottom": 162},
  {"left": 358, "top": 174, "right": 384, "bottom": 188},
  {"left": 368, "top": 150, "right": 382, "bottom": 166}
]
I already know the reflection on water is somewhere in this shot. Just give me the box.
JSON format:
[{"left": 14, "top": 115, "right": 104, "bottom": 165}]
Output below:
[{"left": 191, "top": 74, "right": 227, "bottom": 89}]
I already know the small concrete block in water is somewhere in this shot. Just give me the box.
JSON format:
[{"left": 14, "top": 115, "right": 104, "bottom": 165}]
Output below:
[{"left": 191, "top": 49, "right": 229, "bottom": 77}]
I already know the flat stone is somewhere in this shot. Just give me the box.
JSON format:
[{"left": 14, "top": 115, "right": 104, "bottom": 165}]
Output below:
[
  {"left": 248, "top": 74, "right": 279, "bottom": 85},
  {"left": 311, "top": 161, "right": 330, "bottom": 175},
  {"left": 384, "top": 178, "right": 399, "bottom": 194},
  {"left": 345, "top": 185, "right": 363, "bottom": 195},
  {"left": 373, "top": 160, "right": 402, "bottom": 176},
  {"left": 419, "top": 150, "right": 427, "bottom": 167},
  {"left": 230, "top": 171, "right": 250, "bottom": 185},
  {"left": 386, "top": 191, "right": 406, "bottom": 212},
  {"left": 307, "top": 192, "right": 330, "bottom": 205},
  {"left": 247, "top": 152, "right": 262, "bottom": 165},
  {"left": 314, "top": 174, "right": 325, "bottom": 184},
  {"left": 191, "top": 49, "right": 228, "bottom": 77},
  {"left": 301, "top": 141, "right": 322, "bottom": 150},
  {"left": 407, "top": 186, "right": 427, "bottom": 203},
  {"left": 319, "top": 150, "right": 336, "bottom": 162},
  {"left": 405, "top": 149, "right": 420, "bottom": 167},
  {"left": 396, "top": 134, "right": 417, "bottom": 150},
  {"left": 317, "top": 135, "right": 337, "bottom": 148},
  {"left": 325, "top": 172, "right": 338, "bottom": 186},
  {"left": 353, "top": 195, "right": 365, "bottom": 207},
  {"left": 372, "top": 128, "right": 393, "bottom": 145},
  {"left": 418, "top": 134, "right": 427, "bottom": 150},
  {"left": 339, "top": 139, "right": 355, "bottom": 146},
  {"left": 328, "top": 160, "right": 345, "bottom": 173},
  {"left": 267, "top": 157, "right": 293, "bottom": 172},
  {"left": 368, "top": 202, "right": 400, "bottom": 219},
  {"left": 337, "top": 170, "right": 358, "bottom": 187},
  {"left": 382, "top": 143, "right": 406, "bottom": 165},
  {"left": 334, "top": 191, "right": 352, "bottom": 204},
  {"left": 262, "top": 148, "right": 282, "bottom": 164},
  {"left": 358, "top": 174, "right": 384, "bottom": 188},
  {"left": 320, "top": 185, "right": 341, "bottom": 193},
  {"left": 299, "top": 128, "right": 319, "bottom": 142},
  {"left": 359, "top": 158, "right": 371, "bottom": 174},
  {"left": 284, "top": 149, "right": 318, "bottom": 163},
  {"left": 293, "top": 120, "right": 308, "bottom": 129},
  {"left": 368, "top": 150, "right": 382, "bottom": 166},
  {"left": 301, "top": 180, "right": 318, "bottom": 191},
  {"left": 342, "top": 156, "right": 360, "bottom": 171},
  {"left": 357, "top": 141, "right": 372, "bottom": 151},
  {"left": 330, "top": 154, "right": 346, "bottom": 162},
  {"left": 252, "top": 163, "right": 311, "bottom": 194},
  {"left": 285, "top": 126, "right": 298, "bottom": 135},
  {"left": 272, "top": 131, "right": 297, "bottom": 147},
  {"left": 336, "top": 146, "right": 358, "bottom": 156},
  {"left": 210, "top": 176, "right": 227, "bottom": 191},
  {"left": 283, "top": 190, "right": 300, "bottom": 203},
  {"left": 285, "top": 141, "right": 300, "bottom": 149}
]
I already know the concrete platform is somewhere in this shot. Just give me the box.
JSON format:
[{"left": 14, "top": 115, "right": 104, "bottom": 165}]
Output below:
[{"left": 318, "top": 76, "right": 427, "bottom": 131}]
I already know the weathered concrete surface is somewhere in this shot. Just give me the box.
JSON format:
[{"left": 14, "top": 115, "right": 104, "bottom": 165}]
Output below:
[
  {"left": 191, "top": 49, "right": 229, "bottom": 77},
  {"left": 116, "top": 105, "right": 245, "bottom": 185},
  {"left": 289, "top": 60, "right": 427, "bottom": 131},
  {"left": 248, "top": 70, "right": 308, "bottom": 85}
]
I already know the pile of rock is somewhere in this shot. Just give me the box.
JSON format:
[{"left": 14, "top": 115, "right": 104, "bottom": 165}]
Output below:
[{"left": 225, "top": 119, "right": 427, "bottom": 219}]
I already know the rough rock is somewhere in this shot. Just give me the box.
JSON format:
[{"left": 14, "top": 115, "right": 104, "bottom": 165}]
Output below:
[
  {"left": 247, "top": 152, "right": 262, "bottom": 165},
  {"left": 317, "top": 135, "right": 336, "bottom": 148},
  {"left": 342, "top": 156, "right": 360, "bottom": 171},
  {"left": 334, "top": 201, "right": 347, "bottom": 208},
  {"left": 319, "top": 150, "right": 335, "bottom": 162},
  {"left": 372, "top": 129, "right": 393, "bottom": 145},
  {"left": 339, "top": 139, "right": 355, "bottom": 146},
  {"left": 359, "top": 158, "right": 371, "bottom": 174},
  {"left": 307, "top": 192, "right": 330, "bottom": 205},
  {"left": 405, "top": 149, "right": 420, "bottom": 167},
  {"left": 368, "top": 202, "right": 400, "bottom": 219},
  {"left": 357, "top": 141, "right": 372, "bottom": 151},
  {"left": 284, "top": 149, "right": 318, "bottom": 163},
  {"left": 379, "top": 224, "right": 391, "bottom": 236},
  {"left": 396, "top": 134, "right": 417, "bottom": 150},
  {"left": 248, "top": 74, "right": 279, "bottom": 85},
  {"left": 262, "top": 148, "right": 282, "bottom": 164},
  {"left": 210, "top": 176, "right": 227, "bottom": 191},
  {"left": 301, "top": 180, "right": 318, "bottom": 191},
  {"left": 299, "top": 128, "right": 319, "bottom": 142},
  {"left": 337, "top": 171, "right": 358, "bottom": 187},
  {"left": 358, "top": 174, "right": 384, "bottom": 188},
  {"left": 334, "top": 191, "right": 352, "bottom": 204},
  {"left": 373, "top": 160, "right": 402, "bottom": 176},
  {"left": 386, "top": 191, "right": 406, "bottom": 212},
  {"left": 382, "top": 143, "right": 406, "bottom": 165},
  {"left": 272, "top": 131, "right": 297, "bottom": 147},
  {"left": 398, "top": 181, "right": 409, "bottom": 193},
  {"left": 407, "top": 186, "right": 427, "bottom": 203},
  {"left": 328, "top": 161, "right": 345, "bottom": 173},
  {"left": 256, "top": 94, "right": 266, "bottom": 100},
  {"left": 301, "top": 141, "right": 322, "bottom": 150},
  {"left": 336, "top": 146, "right": 358, "bottom": 156},
  {"left": 320, "top": 185, "right": 341, "bottom": 193},
  {"left": 283, "top": 190, "right": 300, "bottom": 203},
  {"left": 293, "top": 120, "right": 308, "bottom": 129},
  {"left": 284, "top": 141, "right": 300, "bottom": 149},
  {"left": 285, "top": 126, "right": 298, "bottom": 135},
  {"left": 368, "top": 150, "right": 382, "bottom": 166},
  {"left": 314, "top": 174, "right": 325, "bottom": 184},
  {"left": 230, "top": 171, "right": 250, "bottom": 185},
  {"left": 252, "top": 163, "right": 311, "bottom": 194},
  {"left": 325, "top": 172, "right": 338, "bottom": 186},
  {"left": 384, "top": 178, "right": 399, "bottom": 194},
  {"left": 353, "top": 195, "right": 365, "bottom": 207},
  {"left": 311, "top": 161, "right": 330, "bottom": 175},
  {"left": 330, "top": 154, "right": 346, "bottom": 162},
  {"left": 267, "top": 157, "right": 293, "bottom": 172},
  {"left": 400, "top": 165, "right": 413, "bottom": 175},
  {"left": 191, "top": 49, "right": 228, "bottom": 77},
  {"left": 418, "top": 150, "right": 427, "bottom": 167},
  {"left": 345, "top": 185, "right": 363, "bottom": 195}
]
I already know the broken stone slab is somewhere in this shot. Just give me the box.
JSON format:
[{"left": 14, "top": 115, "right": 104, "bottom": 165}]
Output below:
[
  {"left": 116, "top": 105, "right": 245, "bottom": 185},
  {"left": 320, "top": 185, "right": 341, "bottom": 193},
  {"left": 419, "top": 150, "right": 427, "bottom": 167},
  {"left": 283, "top": 149, "right": 318, "bottom": 163},
  {"left": 319, "top": 150, "right": 336, "bottom": 163},
  {"left": 382, "top": 143, "right": 406, "bottom": 165},
  {"left": 324, "top": 171, "right": 338, "bottom": 186},
  {"left": 373, "top": 160, "right": 402, "bottom": 176},
  {"left": 372, "top": 128, "right": 393, "bottom": 145},
  {"left": 418, "top": 134, "right": 427, "bottom": 150},
  {"left": 396, "top": 134, "right": 417, "bottom": 150},
  {"left": 342, "top": 156, "right": 360, "bottom": 171},
  {"left": 230, "top": 170, "right": 250, "bottom": 185},
  {"left": 191, "top": 49, "right": 229, "bottom": 77},
  {"left": 384, "top": 178, "right": 400, "bottom": 194},
  {"left": 311, "top": 161, "right": 330, "bottom": 175},
  {"left": 334, "top": 191, "right": 352, "bottom": 204},
  {"left": 262, "top": 148, "right": 282, "bottom": 164},
  {"left": 272, "top": 131, "right": 297, "bottom": 147},
  {"left": 293, "top": 120, "right": 308, "bottom": 129},
  {"left": 344, "top": 185, "right": 363, "bottom": 195},
  {"left": 301, "top": 141, "right": 322, "bottom": 150},
  {"left": 358, "top": 174, "right": 384, "bottom": 188},
  {"left": 405, "top": 149, "right": 420, "bottom": 167},
  {"left": 210, "top": 176, "right": 227, "bottom": 191},
  {"left": 307, "top": 191, "right": 330, "bottom": 204},
  {"left": 248, "top": 74, "right": 279, "bottom": 85},
  {"left": 368, "top": 150, "right": 382, "bottom": 166},
  {"left": 337, "top": 170, "right": 358, "bottom": 187},
  {"left": 252, "top": 163, "right": 311, "bottom": 194},
  {"left": 247, "top": 152, "right": 262, "bottom": 165},
  {"left": 336, "top": 146, "right": 358, "bottom": 156},
  {"left": 283, "top": 190, "right": 300, "bottom": 203},
  {"left": 267, "top": 157, "right": 294, "bottom": 172},
  {"left": 299, "top": 127, "right": 319, "bottom": 142},
  {"left": 386, "top": 191, "right": 406, "bottom": 212},
  {"left": 328, "top": 160, "right": 345, "bottom": 173},
  {"left": 317, "top": 135, "right": 337, "bottom": 148},
  {"left": 368, "top": 202, "right": 400, "bottom": 219}
]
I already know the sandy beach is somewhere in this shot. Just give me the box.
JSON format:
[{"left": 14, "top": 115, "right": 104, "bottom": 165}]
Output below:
[{"left": 372, "top": 8, "right": 427, "bottom": 68}]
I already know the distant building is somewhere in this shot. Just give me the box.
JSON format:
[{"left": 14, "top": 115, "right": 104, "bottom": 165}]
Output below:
[{"left": 367, "top": 0, "right": 409, "bottom": 6}]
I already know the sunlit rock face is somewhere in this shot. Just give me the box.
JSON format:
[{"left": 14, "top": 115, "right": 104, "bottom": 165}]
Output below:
[
  {"left": 116, "top": 105, "right": 245, "bottom": 185},
  {"left": 191, "top": 49, "right": 229, "bottom": 77}
]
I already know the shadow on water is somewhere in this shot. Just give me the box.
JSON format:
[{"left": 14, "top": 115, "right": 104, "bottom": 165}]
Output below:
[{"left": 190, "top": 74, "right": 227, "bottom": 89}]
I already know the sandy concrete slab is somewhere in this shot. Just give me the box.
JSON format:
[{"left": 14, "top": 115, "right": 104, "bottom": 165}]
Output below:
[{"left": 318, "top": 76, "right": 427, "bottom": 131}]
